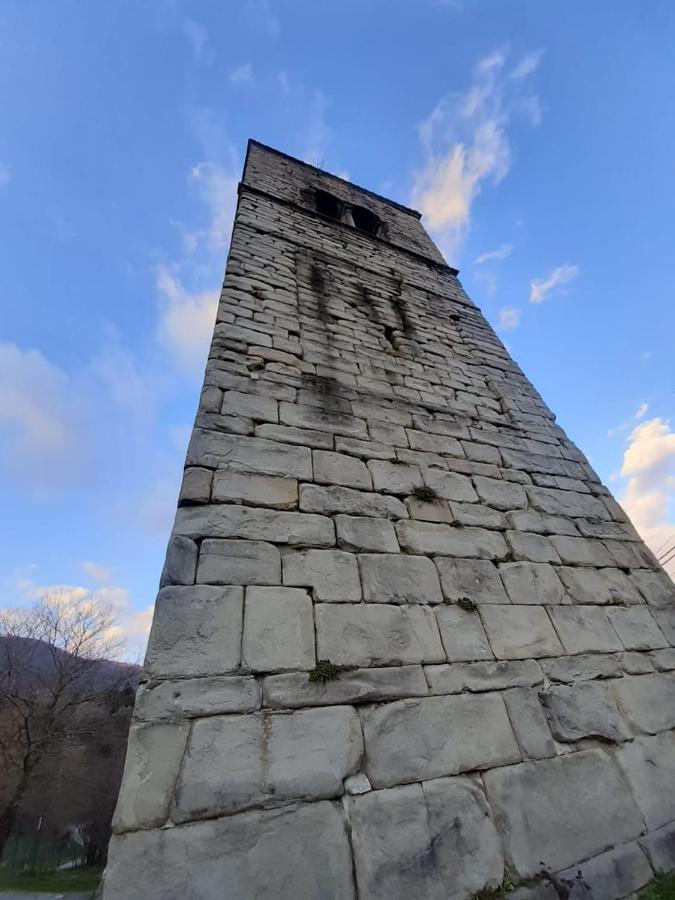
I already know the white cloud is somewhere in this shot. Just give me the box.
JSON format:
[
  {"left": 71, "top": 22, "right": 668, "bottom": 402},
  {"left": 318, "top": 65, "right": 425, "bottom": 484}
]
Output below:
[
  {"left": 619, "top": 417, "right": 675, "bottom": 576},
  {"left": 529, "top": 263, "right": 579, "bottom": 303},
  {"left": 156, "top": 264, "right": 218, "bottom": 378},
  {"left": 0, "top": 162, "right": 10, "bottom": 188},
  {"left": 412, "top": 48, "right": 541, "bottom": 261},
  {"left": 82, "top": 561, "right": 113, "bottom": 582},
  {"left": 635, "top": 402, "right": 649, "bottom": 421},
  {"left": 182, "top": 18, "right": 211, "bottom": 61},
  {"left": 608, "top": 402, "right": 651, "bottom": 438},
  {"left": 496, "top": 306, "right": 521, "bottom": 331},
  {"left": 278, "top": 70, "right": 290, "bottom": 94},
  {"left": 188, "top": 160, "right": 238, "bottom": 252},
  {"left": 229, "top": 63, "right": 254, "bottom": 84},
  {"left": 474, "top": 243, "right": 513, "bottom": 264},
  {"left": 510, "top": 50, "right": 544, "bottom": 80}
]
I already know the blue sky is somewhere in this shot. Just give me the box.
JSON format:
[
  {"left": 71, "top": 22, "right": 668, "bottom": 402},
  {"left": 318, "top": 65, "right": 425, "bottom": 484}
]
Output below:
[{"left": 2, "top": 0, "right": 674, "bottom": 656}]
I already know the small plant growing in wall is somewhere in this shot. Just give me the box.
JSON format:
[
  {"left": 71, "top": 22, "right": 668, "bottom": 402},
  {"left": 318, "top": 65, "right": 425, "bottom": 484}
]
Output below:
[
  {"left": 308, "top": 659, "right": 356, "bottom": 684},
  {"left": 472, "top": 880, "right": 514, "bottom": 900},
  {"left": 456, "top": 597, "right": 478, "bottom": 612},
  {"left": 412, "top": 485, "right": 439, "bottom": 503}
]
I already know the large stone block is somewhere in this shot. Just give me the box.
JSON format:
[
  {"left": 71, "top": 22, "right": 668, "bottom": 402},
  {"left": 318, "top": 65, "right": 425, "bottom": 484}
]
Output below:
[
  {"left": 540, "top": 682, "right": 630, "bottom": 743},
  {"left": 349, "top": 777, "right": 504, "bottom": 900},
  {"left": 368, "top": 459, "right": 422, "bottom": 494},
  {"left": 640, "top": 822, "right": 675, "bottom": 873},
  {"left": 435, "top": 557, "right": 508, "bottom": 605},
  {"left": 242, "top": 587, "right": 315, "bottom": 672},
  {"left": 506, "top": 531, "right": 561, "bottom": 565},
  {"left": 262, "top": 665, "right": 428, "bottom": 709},
  {"left": 112, "top": 722, "right": 189, "bottom": 832},
  {"left": 610, "top": 672, "right": 675, "bottom": 734},
  {"left": 186, "top": 428, "right": 312, "bottom": 478},
  {"left": 359, "top": 553, "right": 442, "bottom": 604},
  {"left": 527, "top": 486, "right": 609, "bottom": 519},
  {"left": 480, "top": 606, "right": 563, "bottom": 659},
  {"left": 396, "top": 521, "right": 508, "bottom": 559},
  {"left": 607, "top": 606, "right": 668, "bottom": 650},
  {"left": 549, "top": 535, "right": 614, "bottom": 567},
  {"left": 212, "top": 470, "right": 298, "bottom": 509},
  {"left": 502, "top": 688, "right": 556, "bottom": 760},
  {"left": 144, "top": 585, "right": 243, "bottom": 677},
  {"left": 632, "top": 569, "right": 675, "bottom": 609},
  {"left": 422, "top": 468, "right": 478, "bottom": 502},
  {"left": 160, "top": 535, "right": 198, "bottom": 587},
  {"left": 299, "top": 483, "right": 407, "bottom": 519},
  {"left": 173, "top": 706, "right": 363, "bottom": 821},
  {"left": 197, "top": 539, "right": 281, "bottom": 586},
  {"left": 174, "top": 504, "right": 335, "bottom": 547},
  {"left": 434, "top": 605, "right": 494, "bottom": 662},
  {"left": 315, "top": 603, "right": 444, "bottom": 667},
  {"left": 598, "top": 567, "right": 645, "bottom": 605},
  {"left": 542, "top": 653, "right": 622, "bottom": 683},
  {"left": 313, "top": 449, "right": 372, "bottom": 489},
  {"left": 616, "top": 731, "right": 675, "bottom": 828},
  {"left": 556, "top": 842, "right": 653, "bottom": 900},
  {"left": 548, "top": 606, "right": 623, "bottom": 654},
  {"left": 499, "top": 561, "right": 566, "bottom": 605},
  {"left": 103, "top": 801, "right": 356, "bottom": 900},
  {"left": 555, "top": 566, "right": 612, "bottom": 605},
  {"left": 279, "top": 401, "right": 368, "bottom": 438},
  {"left": 283, "top": 548, "right": 361, "bottom": 601},
  {"left": 426, "top": 659, "right": 543, "bottom": 694},
  {"left": 473, "top": 475, "right": 527, "bottom": 510},
  {"left": 483, "top": 750, "right": 644, "bottom": 877},
  {"left": 221, "top": 390, "right": 278, "bottom": 422},
  {"left": 335, "top": 514, "right": 399, "bottom": 552},
  {"left": 135, "top": 676, "right": 260, "bottom": 720},
  {"left": 361, "top": 693, "right": 520, "bottom": 788}
]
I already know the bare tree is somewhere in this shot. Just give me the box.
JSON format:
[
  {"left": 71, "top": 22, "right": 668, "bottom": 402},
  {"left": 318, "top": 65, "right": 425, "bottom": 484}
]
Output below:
[{"left": 0, "top": 590, "right": 125, "bottom": 858}]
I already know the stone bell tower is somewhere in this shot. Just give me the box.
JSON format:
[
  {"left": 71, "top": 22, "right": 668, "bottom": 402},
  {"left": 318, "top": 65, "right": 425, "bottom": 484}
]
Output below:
[{"left": 103, "top": 141, "right": 675, "bottom": 899}]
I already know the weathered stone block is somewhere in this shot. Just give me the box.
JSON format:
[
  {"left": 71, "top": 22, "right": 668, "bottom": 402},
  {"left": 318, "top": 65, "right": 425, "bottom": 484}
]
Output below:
[
  {"left": 283, "top": 548, "right": 361, "bottom": 601},
  {"left": 542, "top": 652, "right": 622, "bottom": 683},
  {"left": 361, "top": 693, "right": 520, "bottom": 787},
  {"left": 450, "top": 501, "right": 505, "bottom": 528},
  {"left": 313, "top": 450, "right": 372, "bottom": 489},
  {"left": 279, "top": 401, "right": 368, "bottom": 438},
  {"left": 212, "top": 470, "right": 298, "bottom": 509},
  {"left": 654, "top": 608, "right": 675, "bottom": 644},
  {"left": 607, "top": 606, "right": 667, "bottom": 650},
  {"left": 436, "top": 557, "right": 509, "bottom": 604},
  {"left": 256, "top": 422, "right": 334, "bottom": 449},
  {"left": 299, "top": 483, "right": 407, "bottom": 519},
  {"left": 104, "top": 801, "right": 356, "bottom": 900},
  {"left": 173, "top": 706, "right": 362, "bottom": 821},
  {"left": 367, "top": 459, "right": 422, "bottom": 494},
  {"left": 349, "top": 777, "right": 504, "bottom": 900},
  {"left": 262, "top": 665, "right": 428, "bottom": 708},
  {"left": 617, "top": 731, "right": 675, "bottom": 828},
  {"left": 632, "top": 569, "right": 675, "bottom": 609},
  {"left": 197, "top": 539, "right": 281, "bottom": 585},
  {"left": 499, "top": 561, "right": 566, "bottom": 605},
  {"left": 174, "top": 504, "right": 335, "bottom": 547},
  {"left": 640, "top": 821, "right": 675, "bottom": 873},
  {"left": 221, "top": 389, "right": 278, "bottom": 422},
  {"left": 422, "top": 468, "right": 478, "bottom": 502},
  {"left": 556, "top": 842, "right": 653, "bottom": 900},
  {"left": 502, "top": 688, "right": 556, "bottom": 760},
  {"left": 474, "top": 475, "right": 527, "bottom": 510},
  {"left": 135, "top": 676, "right": 260, "bottom": 720},
  {"left": 359, "top": 553, "right": 442, "bottom": 604},
  {"left": 335, "top": 515, "right": 398, "bottom": 552},
  {"left": 548, "top": 606, "right": 623, "bottom": 654},
  {"left": 549, "top": 534, "right": 615, "bottom": 567},
  {"left": 598, "top": 567, "right": 645, "bottom": 605},
  {"left": 483, "top": 750, "right": 644, "bottom": 877},
  {"left": 426, "top": 659, "right": 543, "bottom": 694},
  {"left": 242, "top": 587, "right": 315, "bottom": 672},
  {"left": 527, "top": 485, "right": 609, "bottom": 519},
  {"left": 396, "top": 521, "right": 508, "bottom": 559},
  {"left": 481, "top": 606, "right": 563, "bottom": 659},
  {"left": 186, "top": 428, "right": 312, "bottom": 478},
  {"left": 434, "top": 605, "right": 494, "bottom": 662},
  {"left": 611, "top": 672, "right": 675, "bottom": 733},
  {"left": 160, "top": 535, "right": 198, "bottom": 587},
  {"left": 555, "top": 566, "right": 612, "bottom": 605},
  {"left": 406, "top": 495, "right": 453, "bottom": 522},
  {"left": 315, "top": 603, "right": 444, "bottom": 667},
  {"left": 144, "top": 585, "right": 243, "bottom": 677},
  {"left": 112, "top": 722, "right": 189, "bottom": 832},
  {"left": 540, "top": 682, "right": 630, "bottom": 743},
  {"left": 506, "top": 531, "right": 562, "bottom": 564},
  {"left": 178, "top": 466, "right": 212, "bottom": 505}
]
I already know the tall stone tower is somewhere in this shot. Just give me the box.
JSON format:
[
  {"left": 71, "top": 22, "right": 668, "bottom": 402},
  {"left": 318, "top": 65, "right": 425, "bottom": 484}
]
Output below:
[{"left": 104, "top": 141, "right": 675, "bottom": 899}]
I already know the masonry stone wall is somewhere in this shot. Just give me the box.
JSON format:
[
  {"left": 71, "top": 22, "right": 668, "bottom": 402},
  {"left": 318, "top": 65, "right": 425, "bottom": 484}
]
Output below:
[{"left": 103, "top": 141, "right": 675, "bottom": 900}]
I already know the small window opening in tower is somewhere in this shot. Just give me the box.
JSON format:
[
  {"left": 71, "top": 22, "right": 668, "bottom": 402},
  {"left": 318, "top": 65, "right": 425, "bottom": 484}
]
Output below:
[
  {"left": 350, "top": 205, "right": 381, "bottom": 235},
  {"left": 314, "top": 189, "right": 341, "bottom": 220}
]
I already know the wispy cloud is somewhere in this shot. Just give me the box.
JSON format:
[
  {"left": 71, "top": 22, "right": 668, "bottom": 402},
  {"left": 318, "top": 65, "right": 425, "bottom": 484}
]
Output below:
[
  {"left": 155, "top": 264, "right": 219, "bottom": 379},
  {"left": 529, "top": 263, "right": 579, "bottom": 303},
  {"left": 496, "top": 306, "right": 521, "bottom": 331},
  {"left": 608, "top": 402, "right": 651, "bottom": 438},
  {"left": 229, "top": 63, "right": 254, "bottom": 84},
  {"left": 619, "top": 417, "right": 675, "bottom": 575},
  {"left": 0, "top": 162, "right": 10, "bottom": 188},
  {"left": 182, "top": 18, "right": 211, "bottom": 61},
  {"left": 278, "top": 70, "right": 290, "bottom": 94},
  {"left": 511, "top": 50, "right": 544, "bottom": 80},
  {"left": 474, "top": 243, "right": 513, "bottom": 264},
  {"left": 411, "top": 48, "right": 542, "bottom": 261},
  {"left": 82, "top": 561, "right": 113, "bottom": 582}
]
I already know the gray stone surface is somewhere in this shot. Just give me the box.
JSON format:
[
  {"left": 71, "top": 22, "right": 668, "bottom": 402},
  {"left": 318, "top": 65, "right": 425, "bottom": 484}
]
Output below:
[
  {"left": 173, "top": 706, "right": 362, "bottom": 820},
  {"left": 506, "top": 531, "right": 562, "bottom": 564},
  {"left": 104, "top": 801, "right": 356, "bottom": 899},
  {"left": 548, "top": 606, "right": 623, "bottom": 655},
  {"left": 500, "top": 561, "right": 566, "bottom": 605},
  {"left": 160, "top": 535, "right": 198, "bottom": 586},
  {"left": 549, "top": 534, "right": 615, "bottom": 567},
  {"left": 242, "top": 587, "right": 315, "bottom": 672},
  {"left": 640, "top": 821, "right": 675, "bottom": 873},
  {"left": 599, "top": 567, "right": 645, "bottom": 605},
  {"left": 112, "top": 722, "right": 189, "bottom": 832},
  {"left": 361, "top": 693, "right": 520, "bottom": 787},
  {"left": 315, "top": 603, "right": 445, "bottom": 667},
  {"left": 422, "top": 468, "right": 478, "bottom": 502},
  {"left": 212, "top": 470, "right": 298, "bottom": 509},
  {"left": 197, "top": 538, "right": 281, "bottom": 585},
  {"left": 335, "top": 514, "right": 399, "bottom": 552},
  {"left": 607, "top": 606, "right": 668, "bottom": 650},
  {"left": 434, "top": 605, "right": 494, "bottom": 662},
  {"left": 556, "top": 565, "right": 612, "bottom": 605},
  {"left": 632, "top": 569, "right": 675, "bottom": 608},
  {"left": 135, "top": 676, "right": 260, "bottom": 720},
  {"left": 186, "top": 428, "right": 312, "bottom": 478},
  {"left": 481, "top": 605, "right": 563, "bottom": 659},
  {"left": 397, "top": 521, "right": 508, "bottom": 559},
  {"left": 540, "top": 682, "right": 630, "bottom": 743},
  {"left": 313, "top": 449, "right": 372, "bottom": 489},
  {"left": 368, "top": 459, "right": 422, "bottom": 494},
  {"left": 283, "top": 548, "right": 361, "bottom": 601},
  {"left": 144, "top": 585, "right": 243, "bottom": 677},
  {"left": 483, "top": 750, "right": 644, "bottom": 877},
  {"left": 556, "top": 842, "right": 653, "bottom": 900},
  {"left": 502, "top": 687, "right": 556, "bottom": 760},
  {"left": 359, "top": 553, "right": 442, "bottom": 604},
  {"left": 617, "top": 731, "right": 675, "bottom": 828},
  {"left": 473, "top": 475, "right": 527, "bottom": 510},
  {"left": 263, "top": 665, "right": 428, "bottom": 708},
  {"left": 174, "top": 504, "right": 335, "bottom": 547},
  {"left": 611, "top": 672, "right": 675, "bottom": 734},
  {"left": 426, "top": 659, "right": 543, "bottom": 694},
  {"left": 349, "top": 777, "right": 504, "bottom": 900},
  {"left": 299, "top": 483, "right": 406, "bottom": 518},
  {"left": 179, "top": 466, "right": 212, "bottom": 505},
  {"left": 435, "top": 557, "right": 508, "bottom": 605},
  {"left": 542, "top": 652, "right": 622, "bottom": 683}
]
